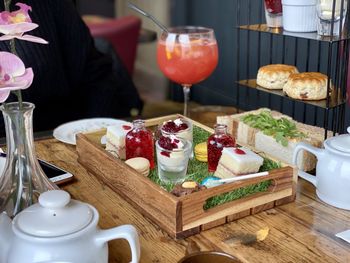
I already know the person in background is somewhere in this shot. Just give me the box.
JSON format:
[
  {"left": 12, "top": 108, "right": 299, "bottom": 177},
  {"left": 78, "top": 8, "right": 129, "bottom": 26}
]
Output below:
[{"left": 0, "top": 0, "right": 143, "bottom": 136}]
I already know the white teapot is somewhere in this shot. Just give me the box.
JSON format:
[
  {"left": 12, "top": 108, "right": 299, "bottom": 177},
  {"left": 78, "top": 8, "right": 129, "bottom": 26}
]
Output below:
[
  {"left": 0, "top": 190, "right": 140, "bottom": 263},
  {"left": 293, "top": 127, "right": 350, "bottom": 210}
]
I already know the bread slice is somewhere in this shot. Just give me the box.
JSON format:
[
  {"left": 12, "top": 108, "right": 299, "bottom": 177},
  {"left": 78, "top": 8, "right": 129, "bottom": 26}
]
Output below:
[{"left": 217, "top": 108, "right": 328, "bottom": 172}]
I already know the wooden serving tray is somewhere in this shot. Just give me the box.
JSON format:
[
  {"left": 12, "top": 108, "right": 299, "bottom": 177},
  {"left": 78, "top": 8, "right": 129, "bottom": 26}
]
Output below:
[{"left": 76, "top": 115, "right": 297, "bottom": 239}]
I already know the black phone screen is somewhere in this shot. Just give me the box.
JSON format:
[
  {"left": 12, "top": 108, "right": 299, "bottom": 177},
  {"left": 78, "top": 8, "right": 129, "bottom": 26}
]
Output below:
[
  {"left": 38, "top": 160, "right": 67, "bottom": 178},
  {"left": 0, "top": 153, "right": 68, "bottom": 179}
]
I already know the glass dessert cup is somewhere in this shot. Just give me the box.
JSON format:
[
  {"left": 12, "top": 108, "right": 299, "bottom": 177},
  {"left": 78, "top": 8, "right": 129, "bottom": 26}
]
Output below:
[
  {"left": 157, "top": 27, "right": 219, "bottom": 116},
  {"left": 316, "top": 0, "right": 348, "bottom": 36},
  {"left": 156, "top": 137, "right": 192, "bottom": 184},
  {"left": 264, "top": 0, "right": 283, "bottom": 28},
  {"left": 160, "top": 118, "right": 193, "bottom": 144}
]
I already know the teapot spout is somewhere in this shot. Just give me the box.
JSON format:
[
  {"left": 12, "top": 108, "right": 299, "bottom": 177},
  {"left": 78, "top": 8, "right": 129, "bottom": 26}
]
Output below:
[{"left": 0, "top": 212, "right": 14, "bottom": 262}]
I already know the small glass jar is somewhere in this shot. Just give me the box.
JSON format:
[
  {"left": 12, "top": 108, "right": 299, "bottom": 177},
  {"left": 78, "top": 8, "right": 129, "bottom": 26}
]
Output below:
[
  {"left": 316, "top": 0, "right": 347, "bottom": 36},
  {"left": 264, "top": 0, "right": 283, "bottom": 28},
  {"left": 126, "top": 120, "right": 154, "bottom": 169},
  {"left": 207, "top": 124, "right": 236, "bottom": 173}
]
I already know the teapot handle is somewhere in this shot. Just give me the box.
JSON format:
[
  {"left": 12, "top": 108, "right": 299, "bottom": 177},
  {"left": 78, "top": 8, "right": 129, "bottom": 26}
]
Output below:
[
  {"left": 293, "top": 142, "right": 325, "bottom": 187},
  {"left": 95, "top": 225, "right": 140, "bottom": 263}
]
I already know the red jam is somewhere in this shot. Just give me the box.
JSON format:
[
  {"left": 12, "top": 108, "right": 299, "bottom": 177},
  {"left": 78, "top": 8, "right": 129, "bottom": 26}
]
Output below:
[
  {"left": 158, "top": 136, "right": 180, "bottom": 158},
  {"left": 160, "top": 151, "right": 170, "bottom": 157},
  {"left": 207, "top": 124, "right": 235, "bottom": 172},
  {"left": 264, "top": 0, "right": 282, "bottom": 14},
  {"left": 125, "top": 120, "right": 154, "bottom": 169},
  {"left": 162, "top": 119, "right": 188, "bottom": 133},
  {"left": 122, "top": 125, "right": 132, "bottom": 131},
  {"left": 234, "top": 148, "right": 246, "bottom": 155},
  {"left": 158, "top": 136, "right": 179, "bottom": 150}
]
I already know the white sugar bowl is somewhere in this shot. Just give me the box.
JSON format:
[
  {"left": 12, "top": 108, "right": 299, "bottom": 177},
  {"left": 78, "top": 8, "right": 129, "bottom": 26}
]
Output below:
[
  {"left": 0, "top": 190, "right": 140, "bottom": 263},
  {"left": 282, "top": 0, "right": 317, "bottom": 32}
]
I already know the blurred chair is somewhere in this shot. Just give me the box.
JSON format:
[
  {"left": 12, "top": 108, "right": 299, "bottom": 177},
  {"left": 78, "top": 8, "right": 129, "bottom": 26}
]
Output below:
[{"left": 83, "top": 15, "right": 141, "bottom": 75}]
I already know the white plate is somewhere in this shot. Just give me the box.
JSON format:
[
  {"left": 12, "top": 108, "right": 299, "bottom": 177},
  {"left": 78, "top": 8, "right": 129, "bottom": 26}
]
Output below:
[{"left": 53, "top": 118, "right": 128, "bottom": 145}]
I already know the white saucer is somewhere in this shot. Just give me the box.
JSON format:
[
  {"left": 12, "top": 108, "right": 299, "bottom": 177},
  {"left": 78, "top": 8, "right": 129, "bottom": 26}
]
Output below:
[{"left": 53, "top": 118, "right": 128, "bottom": 145}]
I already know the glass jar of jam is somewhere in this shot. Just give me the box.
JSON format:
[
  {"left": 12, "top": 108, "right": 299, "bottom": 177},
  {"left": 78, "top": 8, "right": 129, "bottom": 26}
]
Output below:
[
  {"left": 207, "top": 124, "right": 235, "bottom": 172},
  {"left": 264, "top": 0, "right": 283, "bottom": 28},
  {"left": 126, "top": 119, "right": 154, "bottom": 169}
]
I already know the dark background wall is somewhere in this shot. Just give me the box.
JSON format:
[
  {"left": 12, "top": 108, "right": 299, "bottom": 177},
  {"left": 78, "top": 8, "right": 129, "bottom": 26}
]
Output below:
[
  {"left": 76, "top": 0, "right": 115, "bottom": 17},
  {"left": 170, "top": 0, "right": 350, "bottom": 133}
]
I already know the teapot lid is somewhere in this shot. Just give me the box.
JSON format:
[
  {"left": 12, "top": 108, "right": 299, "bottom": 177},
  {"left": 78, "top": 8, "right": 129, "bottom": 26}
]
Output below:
[
  {"left": 326, "top": 127, "right": 350, "bottom": 154},
  {"left": 13, "top": 190, "right": 93, "bottom": 237}
]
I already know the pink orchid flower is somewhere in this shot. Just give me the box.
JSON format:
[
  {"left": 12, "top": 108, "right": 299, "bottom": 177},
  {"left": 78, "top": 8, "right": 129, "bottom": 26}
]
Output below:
[
  {"left": 0, "top": 3, "right": 48, "bottom": 44},
  {"left": 0, "top": 51, "right": 33, "bottom": 103}
]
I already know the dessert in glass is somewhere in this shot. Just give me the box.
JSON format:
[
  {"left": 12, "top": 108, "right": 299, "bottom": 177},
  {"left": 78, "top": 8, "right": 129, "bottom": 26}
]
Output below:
[
  {"left": 157, "top": 27, "right": 218, "bottom": 116},
  {"left": 160, "top": 118, "right": 193, "bottom": 143},
  {"left": 156, "top": 135, "right": 192, "bottom": 184},
  {"left": 207, "top": 124, "right": 236, "bottom": 173},
  {"left": 316, "top": 0, "right": 348, "bottom": 36},
  {"left": 125, "top": 120, "right": 154, "bottom": 169},
  {"left": 264, "top": 0, "right": 283, "bottom": 28}
]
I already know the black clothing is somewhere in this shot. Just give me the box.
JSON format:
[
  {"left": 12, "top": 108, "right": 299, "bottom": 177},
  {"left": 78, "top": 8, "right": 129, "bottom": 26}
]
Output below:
[{"left": 0, "top": 0, "right": 143, "bottom": 136}]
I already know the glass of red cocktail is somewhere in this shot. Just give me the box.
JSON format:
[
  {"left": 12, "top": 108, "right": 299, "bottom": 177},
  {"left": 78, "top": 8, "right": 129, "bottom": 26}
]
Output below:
[{"left": 157, "top": 27, "right": 218, "bottom": 116}]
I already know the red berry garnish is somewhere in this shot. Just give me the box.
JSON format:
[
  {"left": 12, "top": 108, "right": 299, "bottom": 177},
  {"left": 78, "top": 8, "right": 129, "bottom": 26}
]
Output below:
[
  {"left": 162, "top": 121, "right": 176, "bottom": 133},
  {"left": 161, "top": 151, "right": 170, "bottom": 157},
  {"left": 158, "top": 136, "right": 181, "bottom": 150},
  {"left": 158, "top": 136, "right": 174, "bottom": 150},
  {"left": 235, "top": 148, "right": 246, "bottom": 155},
  {"left": 162, "top": 120, "right": 189, "bottom": 133},
  {"left": 264, "top": 0, "right": 282, "bottom": 14},
  {"left": 122, "top": 125, "right": 132, "bottom": 130},
  {"left": 179, "top": 123, "right": 188, "bottom": 130}
]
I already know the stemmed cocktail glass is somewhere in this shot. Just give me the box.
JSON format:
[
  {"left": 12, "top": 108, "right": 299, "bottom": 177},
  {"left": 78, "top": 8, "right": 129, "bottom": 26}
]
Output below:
[{"left": 157, "top": 27, "right": 219, "bottom": 116}]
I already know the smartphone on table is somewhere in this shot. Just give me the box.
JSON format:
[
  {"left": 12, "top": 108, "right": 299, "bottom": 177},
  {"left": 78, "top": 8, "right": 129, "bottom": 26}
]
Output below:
[{"left": 0, "top": 152, "right": 74, "bottom": 185}]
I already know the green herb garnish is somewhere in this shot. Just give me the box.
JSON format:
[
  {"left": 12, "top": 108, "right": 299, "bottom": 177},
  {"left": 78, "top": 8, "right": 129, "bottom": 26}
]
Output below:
[{"left": 241, "top": 110, "right": 306, "bottom": 147}]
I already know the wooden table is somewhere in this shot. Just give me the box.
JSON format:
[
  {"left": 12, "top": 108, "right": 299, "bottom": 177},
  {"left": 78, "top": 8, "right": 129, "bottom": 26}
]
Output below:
[{"left": 36, "top": 138, "right": 350, "bottom": 263}]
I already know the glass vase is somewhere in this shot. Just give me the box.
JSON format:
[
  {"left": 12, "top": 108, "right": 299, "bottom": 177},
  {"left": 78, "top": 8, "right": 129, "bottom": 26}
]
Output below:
[{"left": 0, "top": 102, "right": 57, "bottom": 218}]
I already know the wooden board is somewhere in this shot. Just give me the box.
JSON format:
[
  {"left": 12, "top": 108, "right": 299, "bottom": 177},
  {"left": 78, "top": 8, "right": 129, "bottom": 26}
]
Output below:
[{"left": 76, "top": 114, "right": 296, "bottom": 239}]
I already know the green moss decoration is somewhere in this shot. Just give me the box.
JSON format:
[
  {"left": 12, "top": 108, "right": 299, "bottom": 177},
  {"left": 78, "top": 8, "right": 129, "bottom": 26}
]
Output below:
[{"left": 148, "top": 125, "right": 281, "bottom": 209}]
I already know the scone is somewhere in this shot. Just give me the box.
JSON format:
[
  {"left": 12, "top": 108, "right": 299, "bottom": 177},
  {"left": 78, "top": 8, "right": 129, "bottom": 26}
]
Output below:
[
  {"left": 283, "top": 72, "right": 329, "bottom": 100},
  {"left": 257, "top": 64, "right": 299, "bottom": 90}
]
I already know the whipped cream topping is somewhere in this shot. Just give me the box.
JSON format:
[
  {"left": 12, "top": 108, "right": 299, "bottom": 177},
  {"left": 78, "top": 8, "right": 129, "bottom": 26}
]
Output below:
[{"left": 174, "top": 118, "right": 184, "bottom": 126}]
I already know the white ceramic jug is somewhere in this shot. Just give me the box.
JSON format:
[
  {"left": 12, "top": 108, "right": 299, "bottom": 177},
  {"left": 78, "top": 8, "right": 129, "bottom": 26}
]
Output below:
[
  {"left": 0, "top": 190, "right": 140, "bottom": 263},
  {"left": 293, "top": 127, "right": 350, "bottom": 210}
]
